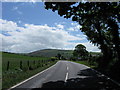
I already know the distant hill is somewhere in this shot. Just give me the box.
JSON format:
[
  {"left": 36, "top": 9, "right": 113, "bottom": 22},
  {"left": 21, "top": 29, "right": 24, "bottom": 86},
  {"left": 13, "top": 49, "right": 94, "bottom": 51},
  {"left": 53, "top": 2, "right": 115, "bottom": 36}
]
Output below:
[
  {"left": 1, "top": 49, "right": 101, "bottom": 59},
  {"left": 28, "top": 49, "right": 73, "bottom": 58}
]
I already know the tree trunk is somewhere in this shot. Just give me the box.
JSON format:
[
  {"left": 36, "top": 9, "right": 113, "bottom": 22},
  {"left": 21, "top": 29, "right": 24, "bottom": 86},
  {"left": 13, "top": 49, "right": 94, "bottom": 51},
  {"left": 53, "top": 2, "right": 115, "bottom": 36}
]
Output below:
[
  {"left": 98, "top": 45, "right": 113, "bottom": 70},
  {"left": 95, "top": 22, "right": 112, "bottom": 70}
]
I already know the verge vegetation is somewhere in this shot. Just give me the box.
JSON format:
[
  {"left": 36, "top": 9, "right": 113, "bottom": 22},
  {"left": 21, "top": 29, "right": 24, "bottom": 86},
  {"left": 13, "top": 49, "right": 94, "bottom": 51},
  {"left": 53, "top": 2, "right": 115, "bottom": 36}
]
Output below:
[{"left": 2, "top": 52, "right": 57, "bottom": 89}]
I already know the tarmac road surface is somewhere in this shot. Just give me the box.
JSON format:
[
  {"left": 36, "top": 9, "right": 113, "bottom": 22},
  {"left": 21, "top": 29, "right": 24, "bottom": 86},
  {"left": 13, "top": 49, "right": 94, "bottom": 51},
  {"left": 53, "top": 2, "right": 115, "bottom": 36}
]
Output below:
[{"left": 10, "top": 61, "right": 120, "bottom": 89}]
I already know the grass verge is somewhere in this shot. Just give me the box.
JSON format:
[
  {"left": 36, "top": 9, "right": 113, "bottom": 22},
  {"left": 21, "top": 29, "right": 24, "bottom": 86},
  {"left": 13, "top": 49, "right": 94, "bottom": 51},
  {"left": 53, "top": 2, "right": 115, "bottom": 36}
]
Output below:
[
  {"left": 2, "top": 61, "right": 57, "bottom": 89},
  {"left": 72, "top": 60, "right": 98, "bottom": 68}
]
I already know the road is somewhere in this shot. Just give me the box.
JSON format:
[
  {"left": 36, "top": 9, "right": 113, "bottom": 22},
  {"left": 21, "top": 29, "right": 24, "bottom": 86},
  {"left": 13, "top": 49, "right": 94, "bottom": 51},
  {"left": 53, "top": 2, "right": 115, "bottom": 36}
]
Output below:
[{"left": 10, "top": 61, "right": 120, "bottom": 89}]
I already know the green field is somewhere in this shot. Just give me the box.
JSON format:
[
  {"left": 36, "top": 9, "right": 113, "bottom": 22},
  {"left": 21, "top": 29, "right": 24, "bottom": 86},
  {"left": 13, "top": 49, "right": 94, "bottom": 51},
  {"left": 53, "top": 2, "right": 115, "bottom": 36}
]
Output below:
[
  {"left": 2, "top": 52, "right": 57, "bottom": 89},
  {"left": 28, "top": 49, "right": 73, "bottom": 59},
  {"left": 2, "top": 52, "right": 50, "bottom": 71},
  {"left": 28, "top": 49, "right": 101, "bottom": 59}
]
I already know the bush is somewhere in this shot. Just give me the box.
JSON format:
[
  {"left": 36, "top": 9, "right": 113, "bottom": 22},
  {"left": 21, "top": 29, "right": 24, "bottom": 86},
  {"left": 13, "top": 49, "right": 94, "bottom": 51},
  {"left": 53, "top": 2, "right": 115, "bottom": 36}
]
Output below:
[{"left": 51, "top": 57, "right": 58, "bottom": 61}]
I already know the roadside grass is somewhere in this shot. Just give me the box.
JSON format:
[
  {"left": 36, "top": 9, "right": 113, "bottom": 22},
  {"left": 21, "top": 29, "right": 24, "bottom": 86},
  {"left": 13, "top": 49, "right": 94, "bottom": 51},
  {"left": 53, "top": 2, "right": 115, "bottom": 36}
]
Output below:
[
  {"left": 2, "top": 61, "right": 57, "bottom": 89},
  {"left": 2, "top": 52, "right": 57, "bottom": 89},
  {"left": 2, "top": 52, "right": 50, "bottom": 71},
  {"left": 72, "top": 60, "right": 98, "bottom": 69}
]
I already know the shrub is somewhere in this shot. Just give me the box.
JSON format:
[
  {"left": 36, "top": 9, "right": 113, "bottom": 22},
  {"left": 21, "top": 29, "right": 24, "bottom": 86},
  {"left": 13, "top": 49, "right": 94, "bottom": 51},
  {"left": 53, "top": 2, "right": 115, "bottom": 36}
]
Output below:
[{"left": 51, "top": 57, "right": 58, "bottom": 61}]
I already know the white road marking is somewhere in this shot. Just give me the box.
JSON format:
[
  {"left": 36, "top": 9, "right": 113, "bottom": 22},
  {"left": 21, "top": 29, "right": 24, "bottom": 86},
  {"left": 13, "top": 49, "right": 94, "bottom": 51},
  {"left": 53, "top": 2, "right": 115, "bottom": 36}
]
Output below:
[
  {"left": 65, "top": 64, "right": 69, "bottom": 82},
  {"left": 65, "top": 72, "right": 68, "bottom": 82},
  {"left": 8, "top": 61, "right": 59, "bottom": 89},
  {"left": 67, "top": 66, "right": 69, "bottom": 71}
]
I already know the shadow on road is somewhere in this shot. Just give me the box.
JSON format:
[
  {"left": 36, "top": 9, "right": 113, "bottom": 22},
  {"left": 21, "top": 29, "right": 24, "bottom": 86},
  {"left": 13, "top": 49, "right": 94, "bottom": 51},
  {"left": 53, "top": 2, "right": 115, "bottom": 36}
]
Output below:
[{"left": 35, "top": 69, "right": 120, "bottom": 89}]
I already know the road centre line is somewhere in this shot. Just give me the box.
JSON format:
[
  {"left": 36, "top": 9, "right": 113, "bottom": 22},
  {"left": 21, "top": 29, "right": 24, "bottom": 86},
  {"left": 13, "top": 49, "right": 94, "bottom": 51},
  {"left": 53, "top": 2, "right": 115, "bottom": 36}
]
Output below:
[
  {"left": 65, "top": 64, "right": 69, "bottom": 82},
  {"left": 65, "top": 72, "right": 69, "bottom": 82},
  {"left": 67, "top": 66, "right": 69, "bottom": 71}
]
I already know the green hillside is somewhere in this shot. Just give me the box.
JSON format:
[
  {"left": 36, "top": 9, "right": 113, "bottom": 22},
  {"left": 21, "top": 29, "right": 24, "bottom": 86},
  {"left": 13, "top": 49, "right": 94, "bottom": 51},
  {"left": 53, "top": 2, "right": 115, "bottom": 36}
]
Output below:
[
  {"left": 28, "top": 49, "right": 73, "bottom": 59},
  {"left": 2, "top": 52, "right": 50, "bottom": 71}
]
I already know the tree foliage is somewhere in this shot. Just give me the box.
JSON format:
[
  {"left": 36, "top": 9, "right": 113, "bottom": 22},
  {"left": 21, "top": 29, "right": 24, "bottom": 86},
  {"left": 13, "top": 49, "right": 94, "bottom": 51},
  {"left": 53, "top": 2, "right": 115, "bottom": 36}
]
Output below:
[
  {"left": 73, "top": 44, "right": 88, "bottom": 60},
  {"left": 56, "top": 53, "right": 61, "bottom": 60},
  {"left": 44, "top": 2, "right": 120, "bottom": 69}
]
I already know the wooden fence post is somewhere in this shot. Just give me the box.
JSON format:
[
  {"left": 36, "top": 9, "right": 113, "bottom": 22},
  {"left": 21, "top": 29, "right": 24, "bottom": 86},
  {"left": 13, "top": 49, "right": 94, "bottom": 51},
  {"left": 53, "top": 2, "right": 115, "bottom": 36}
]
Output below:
[
  {"left": 34, "top": 60, "right": 35, "bottom": 65},
  {"left": 20, "top": 61, "right": 22, "bottom": 70},
  {"left": 27, "top": 60, "right": 29, "bottom": 70},
  {"left": 37, "top": 60, "right": 39, "bottom": 68},
  {"left": 39, "top": 60, "right": 40, "bottom": 67},
  {"left": 42, "top": 60, "right": 43, "bottom": 67},
  {"left": 40, "top": 60, "right": 42, "bottom": 67},
  {"left": 7, "top": 61, "right": 10, "bottom": 71}
]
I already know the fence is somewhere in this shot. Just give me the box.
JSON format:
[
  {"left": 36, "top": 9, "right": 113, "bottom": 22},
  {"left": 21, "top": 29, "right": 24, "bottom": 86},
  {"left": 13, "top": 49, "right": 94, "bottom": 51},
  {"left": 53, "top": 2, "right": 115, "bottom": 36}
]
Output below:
[{"left": 4, "top": 59, "right": 53, "bottom": 71}]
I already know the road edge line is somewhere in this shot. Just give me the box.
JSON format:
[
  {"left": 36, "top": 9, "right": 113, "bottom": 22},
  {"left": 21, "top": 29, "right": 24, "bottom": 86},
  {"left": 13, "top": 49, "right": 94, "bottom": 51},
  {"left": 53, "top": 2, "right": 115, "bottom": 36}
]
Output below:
[{"left": 8, "top": 61, "right": 59, "bottom": 89}]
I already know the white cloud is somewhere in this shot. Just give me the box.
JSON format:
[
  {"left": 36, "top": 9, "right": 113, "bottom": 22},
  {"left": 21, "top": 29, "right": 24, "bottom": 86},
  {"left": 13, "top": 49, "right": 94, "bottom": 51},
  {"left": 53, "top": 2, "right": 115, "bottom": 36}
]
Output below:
[
  {"left": 75, "top": 25, "right": 82, "bottom": 29},
  {"left": 81, "top": 42, "right": 100, "bottom": 52},
  {"left": 67, "top": 22, "right": 82, "bottom": 31},
  {"left": 67, "top": 42, "right": 100, "bottom": 52},
  {"left": 56, "top": 24, "right": 64, "bottom": 29},
  {"left": 71, "top": 22, "right": 77, "bottom": 26},
  {"left": 0, "top": 19, "right": 100, "bottom": 53},
  {"left": 1, "top": 19, "right": 87, "bottom": 53},
  {"left": 76, "top": 34, "right": 86, "bottom": 38},
  {"left": 67, "top": 27, "right": 74, "bottom": 31},
  {"left": 0, "top": 19, "right": 18, "bottom": 31}
]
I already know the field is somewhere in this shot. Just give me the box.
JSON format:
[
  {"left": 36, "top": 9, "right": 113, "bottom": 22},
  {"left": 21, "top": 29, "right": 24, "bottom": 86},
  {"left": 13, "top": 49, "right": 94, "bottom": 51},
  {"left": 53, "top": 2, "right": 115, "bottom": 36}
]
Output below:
[
  {"left": 2, "top": 52, "right": 57, "bottom": 89},
  {"left": 2, "top": 52, "right": 51, "bottom": 71},
  {"left": 28, "top": 49, "right": 73, "bottom": 58}
]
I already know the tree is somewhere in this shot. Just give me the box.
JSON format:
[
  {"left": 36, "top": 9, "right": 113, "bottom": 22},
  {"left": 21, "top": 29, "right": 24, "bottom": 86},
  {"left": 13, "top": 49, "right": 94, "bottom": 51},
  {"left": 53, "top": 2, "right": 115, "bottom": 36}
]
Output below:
[
  {"left": 73, "top": 44, "right": 88, "bottom": 60},
  {"left": 57, "top": 53, "right": 61, "bottom": 60},
  {"left": 44, "top": 2, "right": 120, "bottom": 69},
  {"left": 51, "top": 57, "right": 58, "bottom": 61}
]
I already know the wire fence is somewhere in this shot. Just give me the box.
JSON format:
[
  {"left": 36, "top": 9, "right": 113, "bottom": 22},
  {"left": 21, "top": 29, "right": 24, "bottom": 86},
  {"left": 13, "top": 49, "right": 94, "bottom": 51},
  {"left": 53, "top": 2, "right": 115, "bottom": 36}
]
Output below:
[{"left": 4, "top": 59, "right": 54, "bottom": 72}]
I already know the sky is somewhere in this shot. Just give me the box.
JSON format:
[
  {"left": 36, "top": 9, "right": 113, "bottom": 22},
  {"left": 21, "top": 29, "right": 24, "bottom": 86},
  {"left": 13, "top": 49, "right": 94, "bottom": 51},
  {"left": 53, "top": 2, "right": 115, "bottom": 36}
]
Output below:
[{"left": 0, "top": 1, "right": 100, "bottom": 53}]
